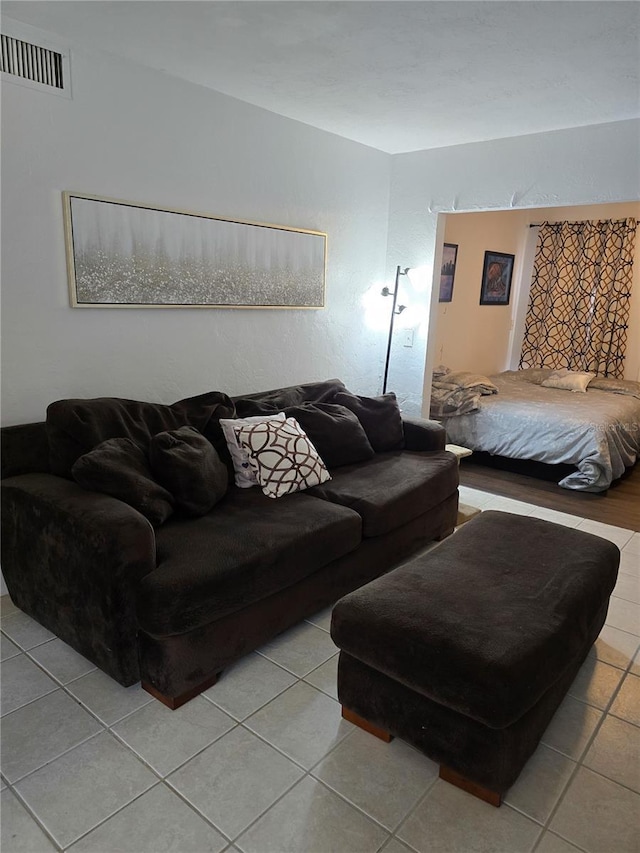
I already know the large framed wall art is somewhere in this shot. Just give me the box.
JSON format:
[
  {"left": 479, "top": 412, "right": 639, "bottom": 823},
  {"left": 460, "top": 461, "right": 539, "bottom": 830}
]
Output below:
[{"left": 63, "top": 193, "right": 327, "bottom": 308}]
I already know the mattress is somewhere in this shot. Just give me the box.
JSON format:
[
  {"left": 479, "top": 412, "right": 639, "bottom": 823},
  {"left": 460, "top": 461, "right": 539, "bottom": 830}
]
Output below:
[{"left": 440, "top": 370, "right": 640, "bottom": 492}]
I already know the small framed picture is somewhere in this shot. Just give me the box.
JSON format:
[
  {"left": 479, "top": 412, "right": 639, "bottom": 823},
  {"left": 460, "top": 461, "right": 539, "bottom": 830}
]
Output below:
[
  {"left": 439, "top": 243, "right": 458, "bottom": 303},
  {"left": 479, "top": 251, "right": 514, "bottom": 305}
]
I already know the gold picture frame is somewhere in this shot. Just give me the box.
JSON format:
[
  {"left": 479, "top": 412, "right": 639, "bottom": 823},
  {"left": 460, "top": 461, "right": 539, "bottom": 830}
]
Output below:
[{"left": 63, "top": 192, "right": 327, "bottom": 309}]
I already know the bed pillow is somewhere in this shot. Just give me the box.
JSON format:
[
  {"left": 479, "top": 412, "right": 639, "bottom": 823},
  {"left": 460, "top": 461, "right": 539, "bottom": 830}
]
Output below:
[
  {"left": 220, "top": 413, "right": 286, "bottom": 488},
  {"left": 588, "top": 376, "right": 640, "bottom": 398},
  {"left": 283, "top": 403, "right": 374, "bottom": 468},
  {"left": 514, "top": 368, "right": 555, "bottom": 385},
  {"left": 332, "top": 391, "right": 404, "bottom": 452},
  {"left": 541, "top": 369, "right": 596, "bottom": 393},
  {"left": 234, "top": 417, "right": 331, "bottom": 499},
  {"left": 72, "top": 437, "right": 174, "bottom": 526},
  {"left": 149, "top": 426, "right": 228, "bottom": 516}
]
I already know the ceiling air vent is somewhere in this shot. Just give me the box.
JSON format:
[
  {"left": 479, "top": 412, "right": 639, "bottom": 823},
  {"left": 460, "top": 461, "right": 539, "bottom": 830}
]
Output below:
[{"left": 1, "top": 33, "right": 63, "bottom": 89}]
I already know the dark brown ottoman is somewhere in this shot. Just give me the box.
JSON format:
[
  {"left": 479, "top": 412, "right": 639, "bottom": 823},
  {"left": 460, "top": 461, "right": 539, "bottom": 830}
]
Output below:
[{"left": 330, "top": 510, "right": 620, "bottom": 806}]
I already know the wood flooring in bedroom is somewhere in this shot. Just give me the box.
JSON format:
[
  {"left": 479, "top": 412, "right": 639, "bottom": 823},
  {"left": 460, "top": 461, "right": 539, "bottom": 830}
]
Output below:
[{"left": 459, "top": 454, "right": 640, "bottom": 532}]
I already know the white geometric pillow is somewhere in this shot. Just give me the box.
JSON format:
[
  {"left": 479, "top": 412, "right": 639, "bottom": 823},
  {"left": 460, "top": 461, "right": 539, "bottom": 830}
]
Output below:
[
  {"left": 234, "top": 417, "right": 331, "bottom": 499},
  {"left": 220, "top": 413, "right": 286, "bottom": 488}
]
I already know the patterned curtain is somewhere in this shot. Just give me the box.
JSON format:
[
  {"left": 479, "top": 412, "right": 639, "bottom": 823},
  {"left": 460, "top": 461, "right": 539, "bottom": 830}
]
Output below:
[{"left": 519, "top": 218, "right": 636, "bottom": 378}]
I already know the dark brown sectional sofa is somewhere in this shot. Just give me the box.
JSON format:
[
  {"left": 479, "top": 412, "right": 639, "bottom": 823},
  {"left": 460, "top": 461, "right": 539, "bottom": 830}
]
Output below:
[{"left": 1, "top": 379, "right": 459, "bottom": 708}]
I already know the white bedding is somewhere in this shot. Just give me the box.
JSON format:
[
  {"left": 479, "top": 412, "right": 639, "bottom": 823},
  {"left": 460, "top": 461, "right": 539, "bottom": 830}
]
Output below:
[{"left": 440, "top": 370, "right": 640, "bottom": 492}]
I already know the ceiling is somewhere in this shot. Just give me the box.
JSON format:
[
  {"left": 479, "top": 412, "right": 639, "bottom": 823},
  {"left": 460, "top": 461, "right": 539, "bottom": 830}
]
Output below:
[{"left": 3, "top": 1, "right": 639, "bottom": 154}]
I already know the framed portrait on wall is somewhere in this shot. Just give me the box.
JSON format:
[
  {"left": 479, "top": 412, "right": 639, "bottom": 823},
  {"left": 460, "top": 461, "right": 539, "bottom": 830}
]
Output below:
[
  {"left": 479, "top": 251, "right": 514, "bottom": 305},
  {"left": 439, "top": 243, "right": 458, "bottom": 303}
]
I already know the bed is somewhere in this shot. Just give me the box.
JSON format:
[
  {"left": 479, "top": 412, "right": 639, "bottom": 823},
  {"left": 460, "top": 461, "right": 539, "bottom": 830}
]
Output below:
[{"left": 437, "top": 369, "right": 640, "bottom": 492}]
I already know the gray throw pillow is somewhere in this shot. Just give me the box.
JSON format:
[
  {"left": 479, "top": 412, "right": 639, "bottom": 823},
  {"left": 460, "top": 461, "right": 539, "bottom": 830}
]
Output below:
[
  {"left": 72, "top": 438, "right": 174, "bottom": 526},
  {"left": 150, "top": 426, "right": 229, "bottom": 516}
]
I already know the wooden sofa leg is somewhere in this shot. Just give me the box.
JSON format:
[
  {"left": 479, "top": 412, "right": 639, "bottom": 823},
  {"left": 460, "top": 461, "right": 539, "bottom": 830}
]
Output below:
[
  {"left": 142, "top": 672, "right": 220, "bottom": 710},
  {"left": 341, "top": 706, "right": 393, "bottom": 742},
  {"left": 439, "top": 765, "right": 501, "bottom": 807}
]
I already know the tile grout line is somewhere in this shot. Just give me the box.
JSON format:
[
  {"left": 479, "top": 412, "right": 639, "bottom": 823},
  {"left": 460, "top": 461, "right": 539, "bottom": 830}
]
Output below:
[
  {"left": 537, "top": 648, "right": 639, "bottom": 844},
  {"left": 4, "top": 644, "right": 352, "bottom": 847},
  {"left": 4, "top": 784, "right": 65, "bottom": 852},
  {"left": 88, "top": 695, "right": 317, "bottom": 849},
  {"left": 62, "top": 777, "right": 233, "bottom": 853},
  {"left": 5, "top": 727, "right": 105, "bottom": 789},
  {"left": 211, "top": 672, "right": 435, "bottom": 848},
  {"left": 306, "top": 759, "right": 422, "bottom": 837},
  {"left": 385, "top": 775, "right": 442, "bottom": 852},
  {"left": 220, "top": 693, "right": 352, "bottom": 848},
  {"left": 530, "top": 828, "right": 590, "bottom": 853}
]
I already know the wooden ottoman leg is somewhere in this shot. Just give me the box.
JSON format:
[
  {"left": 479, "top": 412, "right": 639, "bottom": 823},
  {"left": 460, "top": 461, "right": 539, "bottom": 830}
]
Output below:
[
  {"left": 439, "top": 765, "right": 501, "bottom": 807},
  {"left": 341, "top": 706, "right": 393, "bottom": 743}
]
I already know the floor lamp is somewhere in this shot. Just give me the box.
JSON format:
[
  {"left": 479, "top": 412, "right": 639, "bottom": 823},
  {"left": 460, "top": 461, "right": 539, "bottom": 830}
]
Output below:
[{"left": 381, "top": 266, "right": 409, "bottom": 393}]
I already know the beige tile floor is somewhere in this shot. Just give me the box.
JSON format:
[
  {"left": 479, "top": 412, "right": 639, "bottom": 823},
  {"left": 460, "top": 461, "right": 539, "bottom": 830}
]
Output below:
[{"left": 1, "top": 487, "right": 639, "bottom": 853}]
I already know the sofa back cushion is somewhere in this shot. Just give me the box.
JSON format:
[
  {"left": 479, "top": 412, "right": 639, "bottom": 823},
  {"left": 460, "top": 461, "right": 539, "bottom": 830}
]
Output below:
[
  {"left": 72, "top": 438, "right": 174, "bottom": 526},
  {"left": 332, "top": 391, "right": 404, "bottom": 452},
  {"left": 283, "top": 403, "right": 374, "bottom": 469},
  {"left": 150, "top": 426, "right": 229, "bottom": 517},
  {"left": 47, "top": 391, "right": 235, "bottom": 477},
  {"left": 233, "top": 378, "right": 346, "bottom": 417}
]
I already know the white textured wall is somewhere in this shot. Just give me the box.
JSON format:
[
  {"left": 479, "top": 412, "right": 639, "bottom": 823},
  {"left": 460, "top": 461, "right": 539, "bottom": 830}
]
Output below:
[
  {"left": 1, "top": 41, "right": 391, "bottom": 426},
  {"left": 385, "top": 119, "right": 640, "bottom": 414},
  {"left": 2, "top": 38, "right": 639, "bottom": 427}
]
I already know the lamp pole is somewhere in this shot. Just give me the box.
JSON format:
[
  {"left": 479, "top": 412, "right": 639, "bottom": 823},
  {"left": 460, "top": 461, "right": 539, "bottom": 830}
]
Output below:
[{"left": 382, "top": 266, "right": 408, "bottom": 394}]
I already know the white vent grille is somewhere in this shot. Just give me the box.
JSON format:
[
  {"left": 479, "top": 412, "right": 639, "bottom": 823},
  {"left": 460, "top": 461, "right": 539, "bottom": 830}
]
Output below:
[{"left": 1, "top": 33, "right": 63, "bottom": 88}]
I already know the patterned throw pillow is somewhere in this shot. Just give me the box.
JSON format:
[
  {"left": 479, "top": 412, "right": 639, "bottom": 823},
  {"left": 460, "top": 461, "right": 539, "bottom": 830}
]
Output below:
[
  {"left": 220, "top": 413, "right": 286, "bottom": 488},
  {"left": 234, "top": 417, "right": 331, "bottom": 499}
]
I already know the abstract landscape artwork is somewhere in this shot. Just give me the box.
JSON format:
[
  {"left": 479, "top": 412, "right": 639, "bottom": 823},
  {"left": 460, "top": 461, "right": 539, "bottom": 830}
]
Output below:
[{"left": 63, "top": 193, "right": 327, "bottom": 308}]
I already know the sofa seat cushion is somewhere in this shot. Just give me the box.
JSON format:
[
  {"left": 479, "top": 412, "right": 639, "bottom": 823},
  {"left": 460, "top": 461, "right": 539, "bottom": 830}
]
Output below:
[
  {"left": 306, "top": 451, "right": 458, "bottom": 537},
  {"left": 137, "top": 488, "right": 362, "bottom": 636}
]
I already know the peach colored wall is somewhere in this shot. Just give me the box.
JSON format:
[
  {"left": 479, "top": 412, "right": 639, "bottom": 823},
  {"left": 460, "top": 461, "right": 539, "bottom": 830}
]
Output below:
[
  {"left": 436, "top": 210, "right": 528, "bottom": 374},
  {"left": 438, "top": 202, "right": 640, "bottom": 379}
]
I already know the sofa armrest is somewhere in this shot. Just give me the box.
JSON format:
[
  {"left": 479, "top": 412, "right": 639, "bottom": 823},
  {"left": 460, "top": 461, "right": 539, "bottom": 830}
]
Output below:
[
  {"left": 1, "top": 473, "right": 156, "bottom": 685},
  {"left": 402, "top": 417, "right": 447, "bottom": 452}
]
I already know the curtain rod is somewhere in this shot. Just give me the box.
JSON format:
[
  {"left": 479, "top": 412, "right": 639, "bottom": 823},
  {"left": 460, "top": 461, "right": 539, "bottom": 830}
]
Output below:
[{"left": 529, "top": 220, "right": 638, "bottom": 228}]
